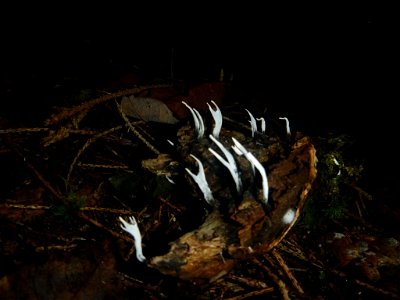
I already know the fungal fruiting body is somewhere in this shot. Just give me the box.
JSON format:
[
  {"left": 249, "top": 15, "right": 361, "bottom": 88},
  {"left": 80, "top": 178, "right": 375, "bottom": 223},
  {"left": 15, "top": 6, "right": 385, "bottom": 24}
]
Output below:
[
  {"left": 245, "top": 109, "right": 258, "bottom": 137},
  {"left": 119, "top": 216, "right": 146, "bottom": 262},
  {"left": 282, "top": 208, "right": 295, "bottom": 225},
  {"left": 181, "top": 106, "right": 270, "bottom": 206},
  {"left": 208, "top": 134, "right": 242, "bottom": 193},
  {"left": 256, "top": 117, "right": 266, "bottom": 133},
  {"left": 231, "top": 137, "right": 269, "bottom": 204},
  {"left": 182, "top": 101, "right": 205, "bottom": 139},
  {"left": 279, "top": 117, "right": 291, "bottom": 136},
  {"left": 207, "top": 100, "right": 223, "bottom": 139},
  {"left": 147, "top": 102, "right": 318, "bottom": 282},
  {"left": 185, "top": 154, "right": 215, "bottom": 206}
]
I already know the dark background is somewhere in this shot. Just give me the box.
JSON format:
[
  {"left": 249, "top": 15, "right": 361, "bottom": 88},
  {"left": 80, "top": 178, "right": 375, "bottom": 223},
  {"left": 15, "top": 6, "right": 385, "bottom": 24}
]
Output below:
[
  {"left": 1, "top": 5, "right": 397, "bottom": 182},
  {"left": 1, "top": 8, "right": 395, "bottom": 117}
]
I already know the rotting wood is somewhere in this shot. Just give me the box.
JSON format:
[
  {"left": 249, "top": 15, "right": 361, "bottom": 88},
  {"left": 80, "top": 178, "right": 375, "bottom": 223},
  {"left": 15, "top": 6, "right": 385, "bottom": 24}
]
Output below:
[{"left": 150, "top": 135, "right": 317, "bottom": 282}]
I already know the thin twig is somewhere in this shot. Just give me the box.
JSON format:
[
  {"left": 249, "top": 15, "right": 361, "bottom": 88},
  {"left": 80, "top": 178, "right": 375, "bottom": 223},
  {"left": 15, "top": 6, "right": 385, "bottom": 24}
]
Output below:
[
  {"left": 44, "top": 84, "right": 171, "bottom": 125},
  {"left": 115, "top": 100, "right": 160, "bottom": 155},
  {"left": 332, "top": 269, "right": 400, "bottom": 299},
  {"left": 66, "top": 126, "right": 123, "bottom": 183},
  {"left": 0, "top": 127, "right": 49, "bottom": 134},
  {"left": 78, "top": 163, "right": 129, "bottom": 169},
  {"left": 8, "top": 142, "right": 64, "bottom": 201},
  {"left": 252, "top": 256, "right": 291, "bottom": 300},
  {"left": 35, "top": 244, "right": 78, "bottom": 252},
  {"left": 1, "top": 203, "right": 133, "bottom": 215},
  {"left": 228, "top": 274, "right": 270, "bottom": 289},
  {"left": 223, "top": 287, "right": 274, "bottom": 300},
  {"left": 158, "top": 197, "right": 183, "bottom": 213},
  {"left": 79, "top": 212, "right": 132, "bottom": 242},
  {"left": 80, "top": 206, "right": 133, "bottom": 214},
  {"left": 272, "top": 248, "right": 304, "bottom": 294}
]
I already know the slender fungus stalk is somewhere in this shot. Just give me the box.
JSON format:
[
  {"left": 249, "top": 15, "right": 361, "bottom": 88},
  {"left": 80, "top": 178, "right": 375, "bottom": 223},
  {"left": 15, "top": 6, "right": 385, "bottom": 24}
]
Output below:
[
  {"left": 182, "top": 101, "right": 205, "bottom": 139},
  {"left": 232, "top": 137, "right": 269, "bottom": 204},
  {"left": 231, "top": 145, "right": 244, "bottom": 156},
  {"left": 256, "top": 117, "right": 266, "bottom": 133},
  {"left": 279, "top": 117, "right": 291, "bottom": 137},
  {"left": 193, "top": 108, "right": 205, "bottom": 138},
  {"left": 207, "top": 100, "right": 223, "bottom": 139},
  {"left": 209, "top": 134, "right": 242, "bottom": 193},
  {"left": 332, "top": 156, "right": 341, "bottom": 176},
  {"left": 119, "top": 216, "right": 146, "bottom": 262},
  {"left": 245, "top": 109, "right": 257, "bottom": 137},
  {"left": 232, "top": 144, "right": 255, "bottom": 174},
  {"left": 165, "top": 175, "right": 176, "bottom": 184}
]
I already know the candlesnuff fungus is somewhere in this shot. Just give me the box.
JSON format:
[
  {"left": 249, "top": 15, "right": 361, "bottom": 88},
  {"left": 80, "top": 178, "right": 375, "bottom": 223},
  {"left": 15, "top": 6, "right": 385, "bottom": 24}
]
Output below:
[
  {"left": 148, "top": 101, "right": 318, "bottom": 282},
  {"left": 207, "top": 100, "right": 223, "bottom": 139},
  {"left": 231, "top": 137, "right": 269, "bottom": 205},
  {"left": 279, "top": 117, "right": 291, "bottom": 136},
  {"left": 165, "top": 175, "right": 176, "bottom": 184},
  {"left": 245, "top": 109, "right": 258, "bottom": 137},
  {"left": 332, "top": 156, "right": 341, "bottom": 176},
  {"left": 208, "top": 134, "right": 242, "bottom": 193},
  {"left": 119, "top": 216, "right": 146, "bottom": 262},
  {"left": 185, "top": 154, "right": 215, "bottom": 206},
  {"left": 182, "top": 101, "right": 205, "bottom": 139},
  {"left": 256, "top": 117, "right": 266, "bottom": 133},
  {"left": 231, "top": 138, "right": 255, "bottom": 175}
]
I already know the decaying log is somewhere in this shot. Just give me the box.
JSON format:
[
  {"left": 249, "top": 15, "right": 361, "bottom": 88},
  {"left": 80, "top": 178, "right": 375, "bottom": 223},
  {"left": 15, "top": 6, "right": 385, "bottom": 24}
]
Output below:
[{"left": 150, "top": 136, "right": 317, "bottom": 282}]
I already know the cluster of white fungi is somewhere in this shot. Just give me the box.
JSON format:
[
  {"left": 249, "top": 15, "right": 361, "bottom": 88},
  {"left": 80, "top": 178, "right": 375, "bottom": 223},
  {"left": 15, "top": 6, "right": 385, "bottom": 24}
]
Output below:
[{"left": 119, "top": 101, "right": 294, "bottom": 262}]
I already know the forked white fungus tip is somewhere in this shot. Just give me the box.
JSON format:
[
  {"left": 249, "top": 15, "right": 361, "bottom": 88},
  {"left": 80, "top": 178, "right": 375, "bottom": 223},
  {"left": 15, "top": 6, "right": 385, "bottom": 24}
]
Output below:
[
  {"left": 245, "top": 109, "right": 257, "bottom": 137},
  {"left": 119, "top": 216, "right": 146, "bottom": 262},
  {"left": 207, "top": 100, "right": 223, "bottom": 139}
]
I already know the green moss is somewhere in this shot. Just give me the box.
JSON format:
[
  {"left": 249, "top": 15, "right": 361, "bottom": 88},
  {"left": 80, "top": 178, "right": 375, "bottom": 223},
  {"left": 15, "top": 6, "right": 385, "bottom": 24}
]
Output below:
[
  {"left": 51, "top": 190, "right": 87, "bottom": 222},
  {"left": 300, "top": 134, "right": 364, "bottom": 230}
]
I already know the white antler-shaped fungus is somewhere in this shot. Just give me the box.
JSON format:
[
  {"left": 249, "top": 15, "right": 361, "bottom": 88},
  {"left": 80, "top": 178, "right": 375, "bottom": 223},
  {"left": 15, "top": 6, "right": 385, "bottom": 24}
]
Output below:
[
  {"left": 279, "top": 117, "right": 291, "bottom": 137},
  {"left": 256, "top": 117, "right": 266, "bottom": 133},
  {"left": 119, "top": 216, "right": 146, "bottom": 262},
  {"left": 208, "top": 134, "right": 242, "bottom": 193},
  {"left": 245, "top": 109, "right": 258, "bottom": 138},
  {"left": 231, "top": 143, "right": 255, "bottom": 175},
  {"left": 193, "top": 109, "right": 205, "bottom": 138},
  {"left": 182, "top": 101, "right": 205, "bottom": 139},
  {"left": 185, "top": 154, "right": 214, "bottom": 206},
  {"left": 207, "top": 100, "right": 223, "bottom": 139},
  {"left": 232, "top": 137, "right": 269, "bottom": 204}
]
